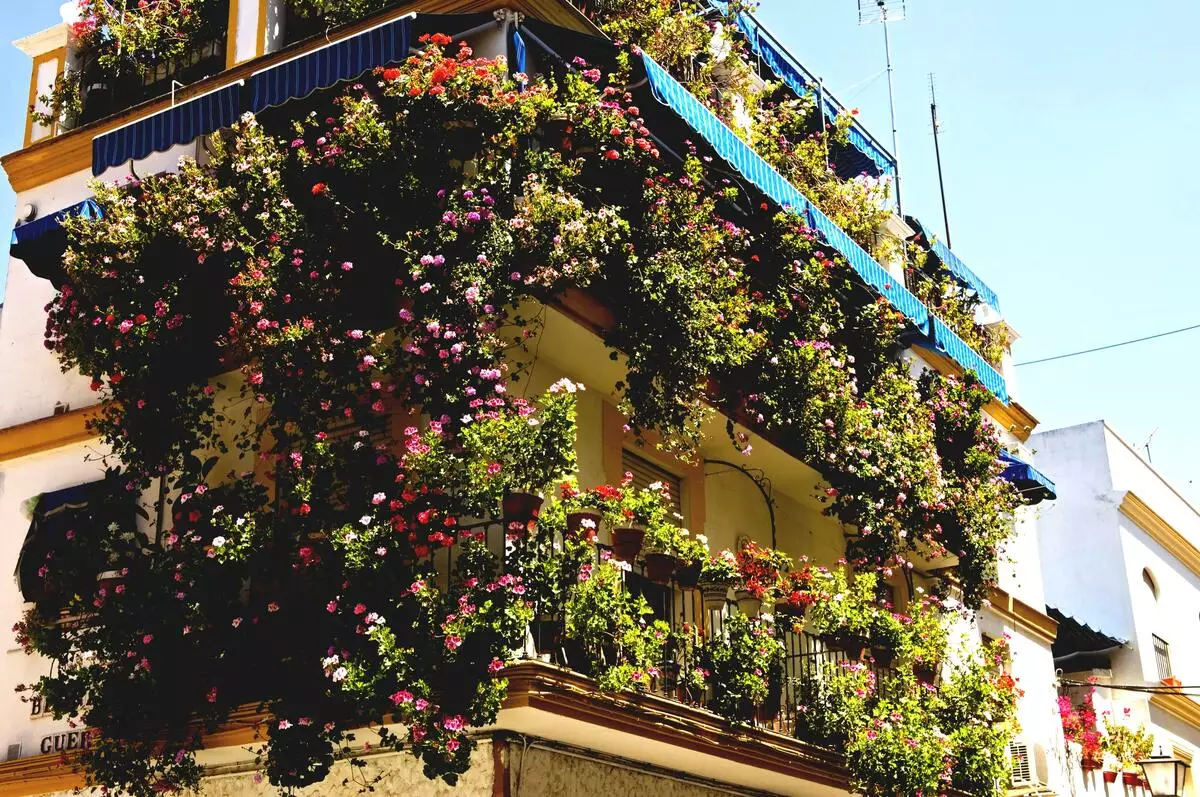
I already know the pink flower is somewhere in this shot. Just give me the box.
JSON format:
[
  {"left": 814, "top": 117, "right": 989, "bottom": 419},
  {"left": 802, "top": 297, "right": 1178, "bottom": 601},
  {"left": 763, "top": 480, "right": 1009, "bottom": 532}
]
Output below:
[
  {"left": 326, "top": 601, "right": 337, "bottom": 613},
  {"left": 445, "top": 635, "right": 463, "bottom": 650},
  {"left": 390, "top": 690, "right": 414, "bottom": 705}
]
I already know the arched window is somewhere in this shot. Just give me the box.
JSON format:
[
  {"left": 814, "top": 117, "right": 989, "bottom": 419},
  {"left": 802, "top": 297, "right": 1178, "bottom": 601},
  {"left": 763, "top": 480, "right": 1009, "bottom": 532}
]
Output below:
[{"left": 1143, "top": 568, "right": 1159, "bottom": 601}]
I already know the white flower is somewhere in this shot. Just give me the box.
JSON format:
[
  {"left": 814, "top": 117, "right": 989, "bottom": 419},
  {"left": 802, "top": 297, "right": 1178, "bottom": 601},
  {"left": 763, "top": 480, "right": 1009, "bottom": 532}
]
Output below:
[
  {"left": 696, "top": 534, "right": 708, "bottom": 545},
  {"left": 331, "top": 666, "right": 348, "bottom": 682},
  {"left": 211, "top": 536, "right": 227, "bottom": 547},
  {"left": 359, "top": 515, "right": 372, "bottom": 526},
  {"left": 107, "top": 522, "right": 120, "bottom": 532}
]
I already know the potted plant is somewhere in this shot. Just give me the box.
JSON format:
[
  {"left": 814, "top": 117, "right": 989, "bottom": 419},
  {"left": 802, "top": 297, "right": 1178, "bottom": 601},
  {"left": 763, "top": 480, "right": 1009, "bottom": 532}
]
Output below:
[
  {"left": 642, "top": 519, "right": 682, "bottom": 584},
  {"left": 805, "top": 567, "right": 876, "bottom": 660},
  {"left": 564, "top": 557, "right": 671, "bottom": 692},
  {"left": 734, "top": 540, "right": 791, "bottom": 617},
  {"left": 698, "top": 549, "right": 739, "bottom": 611},
  {"left": 558, "top": 478, "right": 617, "bottom": 543},
  {"left": 869, "top": 610, "right": 905, "bottom": 666},
  {"left": 1103, "top": 714, "right": 1154, "bottom": 787},
  {"left": 774, "top": 562, "right": 814, "bottom": 617},
  {"left": 673, "top": 530, "right": 709, "bottom": 589},
  {"left": 900, "top": 596, "right": 948, "bottom": 685},
  {"left": 700, "top": 613, "right": 784, "bottom": 724},
  {"left": 609, "top": 478, "right": 670, "bottom": 563}
]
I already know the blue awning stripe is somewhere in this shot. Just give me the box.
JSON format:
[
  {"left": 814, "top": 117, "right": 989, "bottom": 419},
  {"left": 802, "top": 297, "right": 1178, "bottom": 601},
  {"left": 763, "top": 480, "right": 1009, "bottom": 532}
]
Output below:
[
  {"left": 640, "top": 53, "right": 1009, "bottom": 404},
  {"left": 999, "top": 450, "right": 1056, "bottom": 502},
  {"left": 512, "top": 29, "right": 527, "bottom": 76},
  {"left": 249, "top": 15, "right": 412, "bottom": 112},
  {"left": 908, "top": 216, "right": 1001, "bottom": 312},
  {"left": 92, "top": 83, "right": 242, "bottom": 177},
  {"left": 11, "top": 199, "right": 103, "bottom": 248},
  {"left": 711, "top": 1, "right": 895, "bottom": 179},
  {"left": 929, "top": 316, "right": 1009, "bottom": 403}
]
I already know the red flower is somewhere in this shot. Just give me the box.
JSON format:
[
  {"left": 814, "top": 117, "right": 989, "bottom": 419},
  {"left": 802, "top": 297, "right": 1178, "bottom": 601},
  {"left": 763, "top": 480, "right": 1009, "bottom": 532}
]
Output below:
[
  {"left": 311, "top": 182, "right": 328, "bottom": 196},
  {"left": 603, "top": 149, "right": 620, "bottom": 161},
  {"left": 382, "top": 67, "right": 402, "bottom": 81}
]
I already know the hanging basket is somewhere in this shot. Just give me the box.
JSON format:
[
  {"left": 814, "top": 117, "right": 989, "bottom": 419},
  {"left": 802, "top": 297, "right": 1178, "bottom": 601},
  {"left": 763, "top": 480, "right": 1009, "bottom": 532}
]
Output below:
[
  {"left": 1121, "top": 772, "right": 1141, "bottom": 787},
  {"left": 643, "top": 552, "right": 678, "bottom": 585},
  {"left": 698, "top": 580, "right": 730, "bottom": 612},
  {"left": 502, "top": 490, "right": 543, "bottom": 535},
  {"left": 914, "top": 660, "right": 941, "bottom": 686},
  {"left": 610, "top": 527, "right": 645, "bottom": 562},
  {"left": 565, "top": 510, "right": 602, "bottom": 541},
  {"left": 775, "top": 595, "right": 807, "bottom": 617},
  {"left": 825, "top": 632, "right": 871, "bottom": 661},
  {"left": 675, "top": 561, "right": 701, "bottom": 590},
  {"left": 734, "top": 588, "right": 762, "bottom": 617},
  {"left": 1102, "top": 770, "right": 1116, "bottom": 783}
]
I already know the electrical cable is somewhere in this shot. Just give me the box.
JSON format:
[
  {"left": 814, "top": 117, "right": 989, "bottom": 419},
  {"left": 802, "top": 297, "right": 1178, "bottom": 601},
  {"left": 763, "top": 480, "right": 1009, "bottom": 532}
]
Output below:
[
  {"left": 1015, "top": 322, "right": 1200, "bottom": 366},
  {"left": 1059, "top": 677, "right": 1200, "bottom": 698}
]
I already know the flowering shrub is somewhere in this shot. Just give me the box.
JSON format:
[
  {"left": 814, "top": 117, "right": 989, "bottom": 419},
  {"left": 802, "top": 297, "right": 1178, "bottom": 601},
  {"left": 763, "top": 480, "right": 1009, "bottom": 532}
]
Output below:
[
  {"left": 735, "top": 539, "right": 792, "bottom": 599},
  {"left": 1103, "top": 713, "right": 1154, "bottom": 771},
  {"left": 73, "top": 0, "right": 226, "bottom": 78},
  {"left": 699, "top": 549, "right": 740, "bottom": 585},
  {"left": 564, "top": 557, "right": 670, "bottom": 692},
  {"left": 700, "top": 613, "right": 784, "bottom": 723},
  {"left": 1058, "top": 689, "right": 1103, "bottom": 767},
  {"left": 32, "top": 30, "right": 1023, "bottom": 796}
]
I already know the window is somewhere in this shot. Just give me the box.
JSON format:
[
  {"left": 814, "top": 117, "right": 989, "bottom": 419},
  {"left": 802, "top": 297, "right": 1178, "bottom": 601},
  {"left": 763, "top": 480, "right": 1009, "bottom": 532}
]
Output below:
[
  {"left": 1143, "top": 568, "right": 1159, "bottom": 601},
  {"left": 1153, "top": 634, "right": 1173, "bottom": 680},
  {"left": 622, "top": 449, "right": 683, "bottom": 523}
]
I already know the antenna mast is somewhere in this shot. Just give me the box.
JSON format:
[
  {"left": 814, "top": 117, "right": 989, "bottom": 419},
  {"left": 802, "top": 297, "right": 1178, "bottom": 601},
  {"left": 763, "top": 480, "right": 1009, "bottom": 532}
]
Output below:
[
  {"left": 929, "top": 73, "right": 951, "bottom": 247},
  {"left": 859, "top": 0, "right": 905, "bottom": 213}
]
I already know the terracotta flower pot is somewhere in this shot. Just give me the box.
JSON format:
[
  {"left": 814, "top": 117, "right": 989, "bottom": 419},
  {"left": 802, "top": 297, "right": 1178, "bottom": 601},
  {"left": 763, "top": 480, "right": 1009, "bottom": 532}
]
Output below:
[
  {"left": 1080, "top": 758, "right": 1101, "bottom": 771},
  {"left": 1102, "top": 770, "right": 1117, "bottom": 783},
  {"left": 610, "top": 527, "right": 645, "bottom": 562},
  {"left": 775, "top": 595, "right": 807, "bottom": 617},
  {"left": 1122, "top": 771, "right": 1140, "bottom": 786},
  {"left": 698, "top": 580, "right": 730, "bottom": 611},
  {"left": 565, "top": 510, "right": 602, "bottom": 541},
  {"left": 675, "top": 561, "right": 701, "bottom": 590},
  {"left": 734, "top": 588, "right": 762, "bottom": 617},
  {"left": 643, "top": 552, "right": 678, "bottom": 584},
  {"left": 502, "top": 490, "right": 543, "bottom": 534}
]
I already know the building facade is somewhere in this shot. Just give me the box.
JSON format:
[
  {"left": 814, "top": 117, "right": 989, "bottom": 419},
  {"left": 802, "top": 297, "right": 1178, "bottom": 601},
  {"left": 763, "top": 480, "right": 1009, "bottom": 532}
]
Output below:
[
  {"left": 1036, "top": 420, "right": 1200, "bottom": 794},
  {"left": 0, "top": 1, "right": 1067, "bottom": 795}
]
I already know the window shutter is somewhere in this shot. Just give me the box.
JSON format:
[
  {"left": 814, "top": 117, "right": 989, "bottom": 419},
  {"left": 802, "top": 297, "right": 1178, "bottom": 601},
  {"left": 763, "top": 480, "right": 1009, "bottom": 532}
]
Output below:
[{"left": 621, "top": 450, "right": 683, "bottom": 523}]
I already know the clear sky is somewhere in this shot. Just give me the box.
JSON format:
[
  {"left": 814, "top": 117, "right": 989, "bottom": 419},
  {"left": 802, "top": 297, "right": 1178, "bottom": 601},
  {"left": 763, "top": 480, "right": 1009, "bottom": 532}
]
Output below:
[{"left": 2, "top": 1, "right": 1198, "bottom": 501}]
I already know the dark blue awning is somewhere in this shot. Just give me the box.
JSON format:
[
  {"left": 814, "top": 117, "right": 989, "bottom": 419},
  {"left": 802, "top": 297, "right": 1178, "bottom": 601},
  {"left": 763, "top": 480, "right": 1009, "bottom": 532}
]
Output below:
[
  {"left": 638, "top": 53, "right": 1010, "bottom": 404},
  {"left": 249, "top": 14, "right": 413, "bottom": 112},
  {"left": 999, "top": 451, "right": 1056, "bottom": 503},
  {"left": 710, "top": 1, "right": 896, "bottom": 181},
  {"left": 92, "top": 82, "right": 242, "bottom": 177},
  {"left": 90, "top": 15, "right": 415, "bottom": 177},
  {"left": 907, "top": 216, "right": 1001, "bottom": 312},
  {"left": 9, "top": 199, "right": 104, "bottom": 284},
  {"left": 16, "top": 480, "right": 103, "bottom": 602}
]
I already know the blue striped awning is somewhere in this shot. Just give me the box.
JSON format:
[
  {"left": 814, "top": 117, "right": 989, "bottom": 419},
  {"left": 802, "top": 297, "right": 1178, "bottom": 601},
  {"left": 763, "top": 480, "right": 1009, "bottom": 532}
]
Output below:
[
  {"left": 639, "top": 53, "right": 1009, "bottom": 404},
  {"left": 249, "top": 15, "right": 413, "bottom": 112},
  {"left": 999, "top": 451, "right": 1056, "bottom": 503},
  {"left": 92, "top": 83, "right": 242, "bottom": 177},
  {"left": 90, "top": 15, "right": 415, "bottom": 177},
  {"left": 907, "top": 216, "right": 1000, "bottom": 312},
  {"left": 9, "top": 198, "right": 104, "bottom": 284},
  {"left": 710, "top": 1, "right": 895, "bottom": 180}
]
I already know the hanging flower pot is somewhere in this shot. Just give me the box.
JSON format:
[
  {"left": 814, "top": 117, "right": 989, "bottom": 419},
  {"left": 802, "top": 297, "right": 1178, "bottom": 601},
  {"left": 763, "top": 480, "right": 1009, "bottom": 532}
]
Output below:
[
  {"left": 1122, "top": 771, "right": 1141, "bottom": 786},
  {"left": 1080, "top": 758, "right": 1102, "bottom": 772},
  {"left": 675, "top": 561, "right": 701, "bottom": 590},
  {"left": 914, "top": 660, "right": 941, "bottom": 686},
  {"left": 775, "top": 593, "right": 808, "bottom": 617},
  {"left": 502, "top": 490, "right": 543, "bottom": 534},
  {"left": 1102, "top": 770, "right": 1117, "bottom": 783},
  {"left": 610, "top": 526, "right": 645, "bottom": 562},
  {"left": 698, "top": 580, "right": 730, "bottom": 611},
  {"left": 643, "top": 552, "right": 678, "bottom": 585},
  {"left": 734, "top": 588, "right": 762, "bottom": 617},
  {"left": 825, "top": 631, "right": 871, "bottom": 661},
  {"left": 566, "top": 510, "right": 602, "bottom": 541},
  {"left": 870, "top": 643, "right": 897, "bottom": 667}
]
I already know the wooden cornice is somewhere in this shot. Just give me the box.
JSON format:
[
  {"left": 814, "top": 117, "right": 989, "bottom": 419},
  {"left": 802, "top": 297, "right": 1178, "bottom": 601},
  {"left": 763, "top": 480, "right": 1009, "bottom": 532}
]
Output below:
[
  {"left": 2, "top": 0, "right": 600, "bottom": 193},
  {"left": 0, "top": 407, "right": 100, "bottom": 462},
  {"left": 910, "top": 344, "right": 1039, "bottom": 442},
  {"left": 986, "top": 585, "right": 1058, "bottom": 646},
  {"left": 1119, "top": 491, "right": 1200, "bottom": 581}
]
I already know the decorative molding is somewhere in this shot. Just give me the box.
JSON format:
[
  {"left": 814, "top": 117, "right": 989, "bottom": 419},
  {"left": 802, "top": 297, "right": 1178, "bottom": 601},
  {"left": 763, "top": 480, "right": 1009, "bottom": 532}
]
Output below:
[
  {"left": 1119, "top": 491, "right": 1200, "bottom": 581},
  {"left": 2, "top": 0, "right": 600, "bottom": 192},
  {"left": 1151, "top": 690, "right": 1200, "bottom": 733},
  {"left": 986, "top": 585, "right": 1058, "bottom": 646},
  {"left": 0, "top": 407, "right": 100, "bottom": 462},
  {"left": 23, "top": 48, "right": 67, "bottom": 148},
  {"left": 910, "top": 345, "right": 1039, "bottom": 442}
]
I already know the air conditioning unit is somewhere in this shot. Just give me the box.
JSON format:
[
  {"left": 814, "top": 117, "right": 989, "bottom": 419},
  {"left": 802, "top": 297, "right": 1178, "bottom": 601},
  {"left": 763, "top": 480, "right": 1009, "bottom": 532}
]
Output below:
[{"left": 1008, "top": 740, "right": 1049, "bottom": 789}]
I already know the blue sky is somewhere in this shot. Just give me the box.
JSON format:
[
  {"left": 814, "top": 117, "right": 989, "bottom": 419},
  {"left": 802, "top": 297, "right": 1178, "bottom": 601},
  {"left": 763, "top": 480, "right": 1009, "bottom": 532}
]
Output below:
[{"left": 2, "top": 1, "right": 1198, "bottom": 500}]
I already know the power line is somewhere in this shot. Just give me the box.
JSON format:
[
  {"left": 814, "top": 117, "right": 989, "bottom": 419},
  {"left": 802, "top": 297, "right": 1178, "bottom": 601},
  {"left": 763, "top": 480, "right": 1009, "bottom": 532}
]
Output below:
[{"left": 1015, "top": 322, "right": 1200, "bottom": 367}]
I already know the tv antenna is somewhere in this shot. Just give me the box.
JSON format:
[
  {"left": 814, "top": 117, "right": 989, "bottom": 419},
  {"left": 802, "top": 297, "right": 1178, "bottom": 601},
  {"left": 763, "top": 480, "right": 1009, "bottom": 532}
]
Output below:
[
  {"left": 858, "top": 0, "right": 905, "bottom": 212},
  {"left": 929, "top": 73, "right": 951, "bottom": 247}
]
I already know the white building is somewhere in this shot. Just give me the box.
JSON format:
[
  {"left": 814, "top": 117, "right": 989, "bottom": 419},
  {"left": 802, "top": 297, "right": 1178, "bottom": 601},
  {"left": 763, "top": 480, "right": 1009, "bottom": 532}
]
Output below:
[{"left": 1035, "top": 420, "right": 1200, "bottom": 794}]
